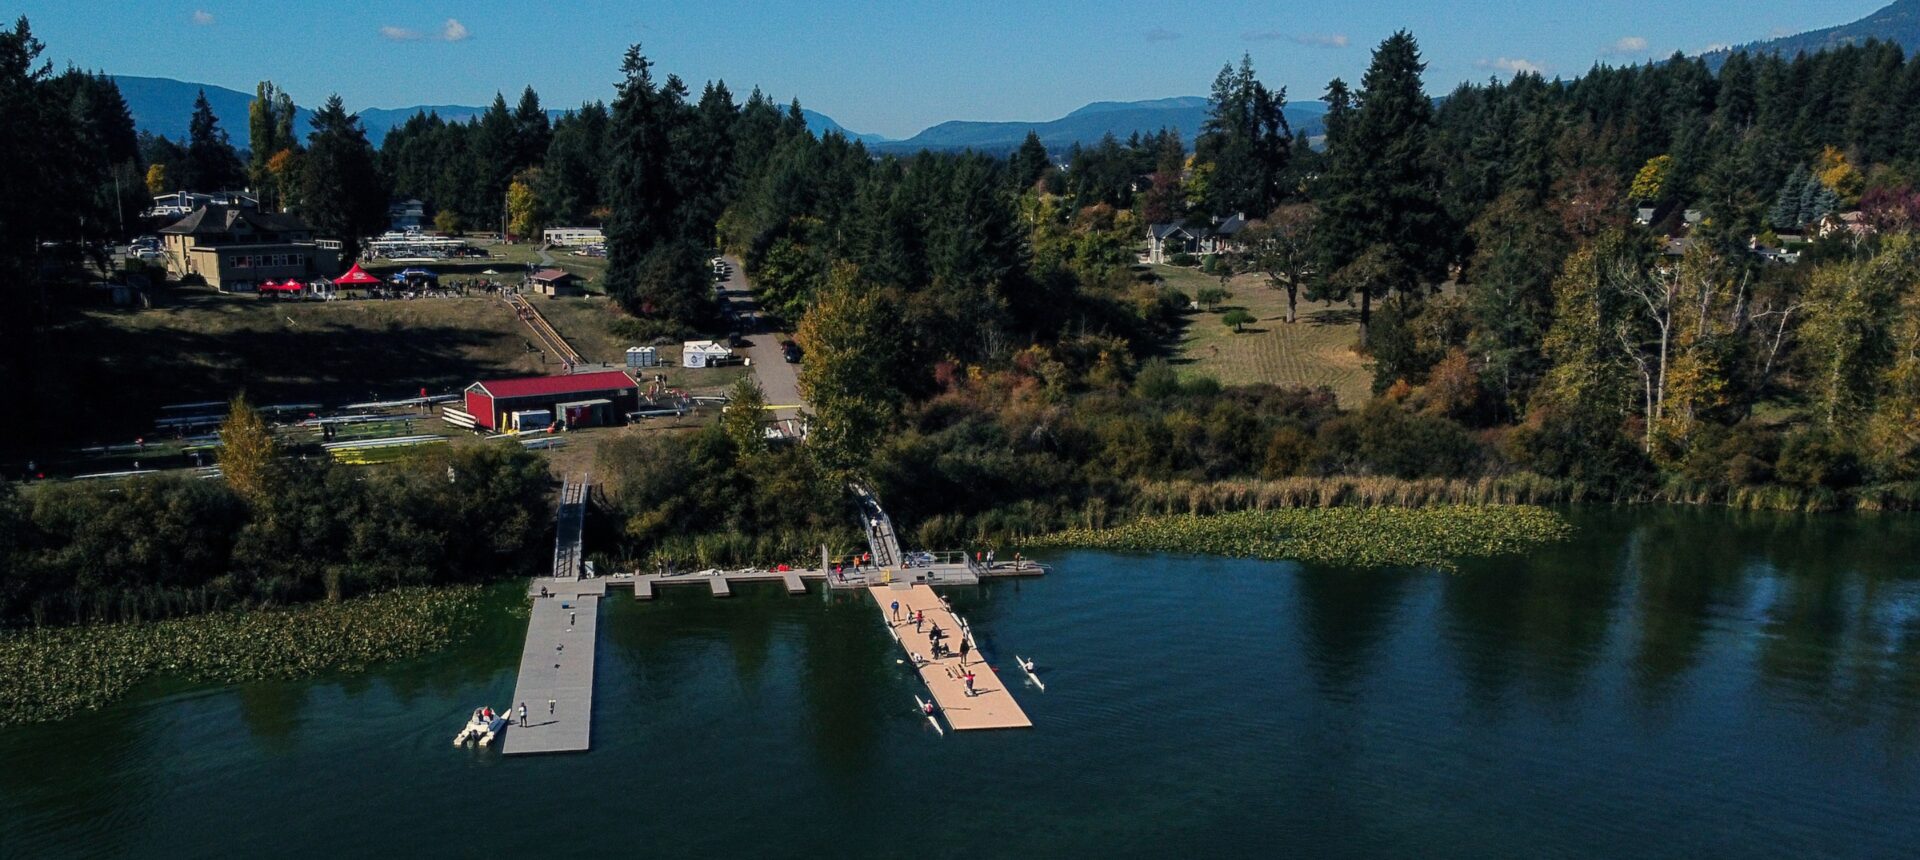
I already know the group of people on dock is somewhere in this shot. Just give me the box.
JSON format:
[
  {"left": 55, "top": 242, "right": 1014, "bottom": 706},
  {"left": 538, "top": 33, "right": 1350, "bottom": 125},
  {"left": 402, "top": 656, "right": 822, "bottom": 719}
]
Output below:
[
  {"left": 897, "top": 602, "right": 982, "bottom": 695},
  {"left": 833, "top": 551, "right": 876, "bottom": 583}
]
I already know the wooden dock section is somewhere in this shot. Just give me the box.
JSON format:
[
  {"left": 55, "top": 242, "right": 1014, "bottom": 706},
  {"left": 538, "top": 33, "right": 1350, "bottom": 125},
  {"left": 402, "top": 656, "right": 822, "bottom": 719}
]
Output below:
[
  {"left": 867, "top": 583, "right": 1032, "bottom": 731},
  {"left": 552, "top": 477, "right": 588, "bottom": 580},
  {"left": 502, "top": 592, "right": 599, "bottom": 755}
]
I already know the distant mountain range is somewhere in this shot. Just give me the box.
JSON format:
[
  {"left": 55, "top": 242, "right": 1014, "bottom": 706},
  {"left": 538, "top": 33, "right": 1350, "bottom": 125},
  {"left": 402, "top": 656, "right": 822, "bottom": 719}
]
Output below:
[
  {"left": 112, "top": 75, "right": 561, "bottom": 145},
  {"left": 867, "top": 96, "right": 1327, "bottom": 154},
  {"left": 1704, "top": 0, "right": 1920, "bottom": 67},
  {"left": 111, "top": 75, "right": 1321, "bottom": 157}
]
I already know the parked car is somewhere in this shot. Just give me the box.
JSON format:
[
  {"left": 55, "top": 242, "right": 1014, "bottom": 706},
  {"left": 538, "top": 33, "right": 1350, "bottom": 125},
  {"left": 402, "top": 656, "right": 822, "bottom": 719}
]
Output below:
[
  {"left": 726, "top": 331, "right": 747, "bottom": 348},
  {"left": 781, "top": 341, "right": 802, "bottom": 363}
]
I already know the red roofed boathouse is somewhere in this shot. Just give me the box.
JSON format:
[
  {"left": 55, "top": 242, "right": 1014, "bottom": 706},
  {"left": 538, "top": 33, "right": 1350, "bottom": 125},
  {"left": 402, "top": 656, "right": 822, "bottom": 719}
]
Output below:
[{"left": 464, "top": 370, "right": 640, "bottom": 430}]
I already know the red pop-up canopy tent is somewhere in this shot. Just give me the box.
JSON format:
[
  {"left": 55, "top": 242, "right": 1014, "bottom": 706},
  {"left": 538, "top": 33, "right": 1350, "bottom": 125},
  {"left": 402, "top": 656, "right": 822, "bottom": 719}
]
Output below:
[{"left": 332, "top": 264, "right": 381, "bottom": 286}]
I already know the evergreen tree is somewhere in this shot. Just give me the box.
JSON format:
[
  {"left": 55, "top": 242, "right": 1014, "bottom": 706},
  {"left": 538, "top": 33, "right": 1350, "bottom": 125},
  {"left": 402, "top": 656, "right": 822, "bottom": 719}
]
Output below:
[
  {"left": 731, "top": 87, "right": 785, "bottom": 173},
  {"left": 512, "top": 86, "right": 551, "bottom": 171},
  {"left": 1770, "top": 164, "right": 1807, "bottom": 229},
  {"left": 674, "top": 79, "right": 739, "bottom": 245},
  {"left": 1316, "top": 32, "right": 1449, "bottom": 335},
  {"left": 300, "top": 95, "right": 390, "bottom": 261},
  {"left": 1810, "top": 183, "right": 1841, "bottom": 226},
  {"left": 538, "top": 102, "right": 610, "bottom": 224},
  {"left": 48, "top": 70, "right": 142, "bottom": 238},
  {"left": 1192, "top": 54, "right": 1291, "bottom": 217},
  {"left": 185, "top": 89, "right": 245, "bottom": 191},
  {"left": 603, "top": 46, "right": 691, "bottom": 318},
  {"left": 1465, "top": 191, "right": 1565, "bottom": 417},
  {"left": 472, "top": 93, "right": 519, "bottom": 232},
  {"left": 1797, "top": 169, "right": 1823, "bottom": 227},
  {"left": 1011, "top": 130, "right": 1050, "bottom": 189},
  {"left": 0, "top": 16, "right": 71, "bottom": 441}
]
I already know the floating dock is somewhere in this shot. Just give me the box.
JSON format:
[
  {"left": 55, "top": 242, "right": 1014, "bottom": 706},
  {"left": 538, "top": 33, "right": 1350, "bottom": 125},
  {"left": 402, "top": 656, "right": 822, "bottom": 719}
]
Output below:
[
  {"left": 499, "top": 479, "right": 1041, "bottom": 754},
  {"left": 502, "top": 591, "right": 598, "bottom": 755},
  {"left": 868, "top": 583, "right": 1032, "bottom": 731}
]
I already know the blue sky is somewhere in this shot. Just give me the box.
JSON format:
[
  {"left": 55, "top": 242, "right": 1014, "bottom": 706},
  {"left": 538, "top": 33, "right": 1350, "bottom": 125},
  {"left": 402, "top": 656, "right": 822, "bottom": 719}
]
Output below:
[{"left": 15, "top": 0, "right": 1891, "bottom": 138}]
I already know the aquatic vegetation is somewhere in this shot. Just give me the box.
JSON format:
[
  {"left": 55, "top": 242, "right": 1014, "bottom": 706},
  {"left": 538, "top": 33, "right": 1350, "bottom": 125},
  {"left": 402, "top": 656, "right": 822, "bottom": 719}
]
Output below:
[
  {"left": 0, "top": 587, "right": 484, "bottom": 726},
  {"left": 1031, "top": 505, "right": 1571, "bottom": 570}
]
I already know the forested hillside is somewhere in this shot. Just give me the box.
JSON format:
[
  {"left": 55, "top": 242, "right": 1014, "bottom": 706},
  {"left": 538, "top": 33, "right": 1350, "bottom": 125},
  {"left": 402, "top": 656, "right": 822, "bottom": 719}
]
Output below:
[{"left": 12, "top": 15, "right": 1920, "bottom": 583}]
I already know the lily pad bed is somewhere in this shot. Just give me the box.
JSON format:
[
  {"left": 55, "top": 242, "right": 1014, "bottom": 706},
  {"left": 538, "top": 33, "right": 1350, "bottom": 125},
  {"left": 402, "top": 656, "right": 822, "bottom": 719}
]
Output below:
[
  {"left": 0, "top": 586, "right": 485, "bottom": 726},
  {"left": 1031, "top": 505, "right": 1572, "bottom": 570}
]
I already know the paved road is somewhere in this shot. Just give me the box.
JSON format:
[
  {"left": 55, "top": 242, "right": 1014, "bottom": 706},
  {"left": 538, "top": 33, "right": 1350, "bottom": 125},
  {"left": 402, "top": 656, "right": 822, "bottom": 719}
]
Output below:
[{"left": 717, "top": 255, "right": 805, "bottom": 420}]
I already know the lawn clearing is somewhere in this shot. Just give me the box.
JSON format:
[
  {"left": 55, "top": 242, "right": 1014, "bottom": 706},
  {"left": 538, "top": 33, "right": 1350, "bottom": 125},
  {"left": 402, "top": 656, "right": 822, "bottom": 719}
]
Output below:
[{"left": 1151, "top": 264, "right": 1372, "bottom": 406}]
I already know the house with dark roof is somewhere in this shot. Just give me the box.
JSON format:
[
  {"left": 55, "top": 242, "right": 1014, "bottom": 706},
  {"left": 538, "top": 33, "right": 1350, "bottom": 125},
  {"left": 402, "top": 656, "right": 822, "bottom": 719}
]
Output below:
[
  {"left": 529, "top": 267, "right": 585, "bottom": 297},
  {"left": 159, "top": 205, "right": 339, "bottom": 291},
  {"left": 1145, "top": 213, "right": 1253, "bottom": 264}
]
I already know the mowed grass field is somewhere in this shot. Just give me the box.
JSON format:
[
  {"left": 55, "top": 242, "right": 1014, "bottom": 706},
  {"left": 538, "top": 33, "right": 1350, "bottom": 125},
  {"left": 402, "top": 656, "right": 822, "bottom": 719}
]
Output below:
[{"left": 1151, "top": 264, "right": 1372, "bottom": 406}]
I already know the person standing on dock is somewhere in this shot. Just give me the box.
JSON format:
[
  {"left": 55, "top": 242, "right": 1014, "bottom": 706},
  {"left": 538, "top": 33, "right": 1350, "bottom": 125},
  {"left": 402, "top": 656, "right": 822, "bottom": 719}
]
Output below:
[
  {"left": 518, "top": 702, "right": 528, "bottom": 727},
  {"left": 891, "top": 599, "right": 900, "bottom": 622},
  {"left": 959, "top": 638, "right": 970, "bottom": 662},
  {"left": 914, "top": 610, "right": 924, "bottom": 632},
  {"left": 964, "top": 671, "right": 976, "bottom": 696},
  {"left": 548, "top": 698, "right": 556, "bottom": 716}
]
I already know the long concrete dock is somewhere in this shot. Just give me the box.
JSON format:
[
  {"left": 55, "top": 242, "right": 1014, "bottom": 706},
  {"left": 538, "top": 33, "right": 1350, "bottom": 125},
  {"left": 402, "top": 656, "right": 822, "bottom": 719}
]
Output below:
[
  {"left": 868, "top": 583, "right": 1032, "bottom": 731},
  {"left": 502, "top": 591, "right": 598, "bottom": 755}
]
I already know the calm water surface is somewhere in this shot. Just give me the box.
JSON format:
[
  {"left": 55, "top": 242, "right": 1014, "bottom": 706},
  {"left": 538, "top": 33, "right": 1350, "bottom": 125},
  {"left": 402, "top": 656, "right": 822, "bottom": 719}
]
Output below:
[{"left": 5, "top": 507, "right": 1920, "bottom": 858}]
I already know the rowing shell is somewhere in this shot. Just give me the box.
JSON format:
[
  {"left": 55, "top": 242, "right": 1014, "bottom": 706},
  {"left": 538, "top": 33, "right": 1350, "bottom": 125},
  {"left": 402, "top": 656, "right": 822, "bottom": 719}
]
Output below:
[
  {"left": 915, "top": 694, "right": 943, "bottom": 736},
  {"left": 1016, "top": 655, "right": 1045, "bottom": 691}
]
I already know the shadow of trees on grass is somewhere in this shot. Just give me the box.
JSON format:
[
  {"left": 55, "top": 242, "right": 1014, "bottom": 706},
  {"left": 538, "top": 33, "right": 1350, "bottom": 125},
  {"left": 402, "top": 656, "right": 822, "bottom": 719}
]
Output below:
[{"left": 25, "top": 300, "right": 532, "bottom": 448}]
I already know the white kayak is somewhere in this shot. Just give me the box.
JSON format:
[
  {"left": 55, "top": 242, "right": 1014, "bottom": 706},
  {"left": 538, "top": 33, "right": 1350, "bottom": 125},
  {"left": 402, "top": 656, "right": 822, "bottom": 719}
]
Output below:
[
  {"left": 453, "top": 707, "right": 508, "bottom": 747},
  {"left": 915, "top": 695, "right": 943, "bottom": 736},
  {"left": 1016, "top": 655, "right": 1045, "bottom": 691}
]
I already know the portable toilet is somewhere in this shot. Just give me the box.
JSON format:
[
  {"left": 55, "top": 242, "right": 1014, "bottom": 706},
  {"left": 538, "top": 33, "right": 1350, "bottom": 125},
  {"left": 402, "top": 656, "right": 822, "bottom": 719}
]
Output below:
[{"left": 626, "top": 346, "right": 658, "bottom": 368}]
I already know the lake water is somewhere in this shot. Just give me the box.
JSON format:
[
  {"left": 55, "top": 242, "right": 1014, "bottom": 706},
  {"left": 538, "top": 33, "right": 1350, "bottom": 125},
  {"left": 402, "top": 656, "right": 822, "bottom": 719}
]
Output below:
[{"left": 5, "top": 507, "right": 1920, "bottom": 858}]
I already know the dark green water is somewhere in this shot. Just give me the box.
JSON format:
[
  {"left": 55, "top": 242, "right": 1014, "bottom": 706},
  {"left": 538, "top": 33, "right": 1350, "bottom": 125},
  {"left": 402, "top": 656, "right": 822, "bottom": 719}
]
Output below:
[{"left": 6, "top": 508, "right": 1920, "bottom": 858}]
